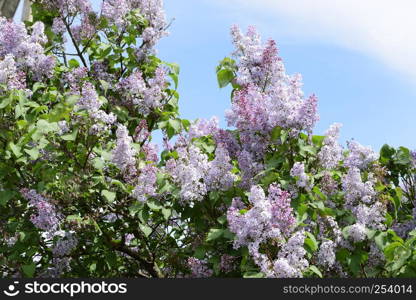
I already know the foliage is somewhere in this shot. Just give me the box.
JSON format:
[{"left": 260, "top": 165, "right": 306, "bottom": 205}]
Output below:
[{"left": 0, "top": 0, "right": 415, "bottom": 278}]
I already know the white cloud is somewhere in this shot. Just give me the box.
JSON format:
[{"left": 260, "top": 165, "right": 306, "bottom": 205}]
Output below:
[{"left": 213, "top": 0, "right": 416, "bottom": 81}]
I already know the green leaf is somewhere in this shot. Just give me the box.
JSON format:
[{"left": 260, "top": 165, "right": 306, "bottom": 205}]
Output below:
[
  {"left": 9, "top": 142, "right": 22, "bottom": 158},
  {"left": 129, "top": 202, "right": 143, "bottom": 216},
  {"left": 308, "top": 265, "right": 323, "bottom": 278},
  {"left": 217, "top": 69, "right": 234, "bottom": 88},
  {"left": 24, "top": 148, "right": 40, "bottom": 160},
  {"left": 0, "top": 190, "right": 14, "bottom": 206},
  {"left": 32, "top": 82, "right": 46, "bottom": 93},
  {"left": 394, "top": 147, "right": 411, "bottom": 165},
  {"left": 194, "top": 246, "right": 206, "bottom": 259},
  {"left": 206, "top": 228, "right": 224, "bottom": 242},
  {"left": 390, "top": 247, "right": 411, "bottom": 271},
  {"left": 348, "top": 251, "right": 368, "bottom": 276},
  {"left": 146, "top": 200, "right": 163, "bottom": 211},
  {"left": 168, "top": 119, "right": 181, "bottom": 132},
  {"left": 243, "top": 272, "right": 264, "bottom": 278},
  {"left": 101, "top": 190, "right": 116, "bottom": 203},
  {"left": 22, "top": 263, "right": 36, "bottom": 277},
  {"left": 61, "top": 128, "right": 78, "bottom": 141},
  {"left": 139, "top": 224, "right": 152, "bottom": 237},
  {"left": 312, "top": 135, "right": 325, "bottom": 147},
  {"left": 217, "top": 215, "right": 227, "bottom": 225},
  {"left": 380, "top": 144, "right": 395, "bottom": 164},
  {"left": 271, "top": 126, "right": 282, "bottom": 141},
  {"left": 304, "top": 232, "right": 318, "bottom": 252},
  {"left": 169, "top": 73, "right": 179, "bottom": 89},
  {"left": 0, "top": 96, "right": 12, "bottom": 109},
  {"left": 161, "top": 208, "right": 171, "bottom": 220},
  {"left": 68, "top": 59, "right": 80, "bottom": 68}
]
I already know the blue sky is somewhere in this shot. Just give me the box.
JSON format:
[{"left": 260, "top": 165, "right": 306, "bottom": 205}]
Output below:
[{"left": 15, "top": 0, "right": 416, "bottom": 150}]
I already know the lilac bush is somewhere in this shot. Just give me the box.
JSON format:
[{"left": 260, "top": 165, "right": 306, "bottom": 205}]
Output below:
[{"left": 0, "top": 0, "right": 416, "bottom": 278}]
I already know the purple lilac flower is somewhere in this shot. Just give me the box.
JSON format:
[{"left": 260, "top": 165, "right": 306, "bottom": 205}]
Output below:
[
  {"left": 205, "top": 146, "right": 236, "bottom": 192},
  {"left": 188, "top": 117, "right": 219, "bottom": 139},
  {"left": 134, "top": 120, "right": 150, "bottom": 143},
  {"left": 167, "top": 145, "right": 209, "bottom": 203},
  {"left": 0, "top": 18, "right": 55, "bottom": 80},
  {"left": 272, "top": 231, "right": 309, "bottom": 278},
  {"left": 187, "top": 257, "right": 213, "bottom": 278},
  {"left": 268, "top": 184, "right": 296, "bottom": 235},
  {"left": 0, "top": 55, "right": 26, "bottom": 90},
  {"left": 43, "top": 0, "right": 91, "bottom": 16},
  {"left": 342, "top": 167, "right": 375, "bottom": 208},
  {"left": 290, "top": 162, "right": 310, "bottom": 190},
  {"left": 20, "top": 189, "right": 60, "bottom": 232},
  {"left": 65, "top": 67, "right": 88, "bottom": 93},
  {"left": 220, "top": 255, "right": 236, "bottom": 273},
  {"left": 102, "top": 0, "right": 130, "bottom": 28},
  {"left": 132, "top": 164, "right": 157, "bottom": 202},
  {"left": 52, "top": 232, "right": 78, "bottom": 257},
  {"left": 228, "top": 25, "right": 319, "bottom": 134},
  {"left": 52, "top": 18, "right": 66, "bottom": 35},
  {"left": 353, "top": 202, "right": 385, "bottom": 230}
]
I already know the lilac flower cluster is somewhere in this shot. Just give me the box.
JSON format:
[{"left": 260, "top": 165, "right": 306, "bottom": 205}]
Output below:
[
  {"left": 43, "top": 0, "right": 91, "bottom": 16},
  {"left": 353, "top": 202, "right": 386, "bottom": 230},
  {"left": 290, "top": 162, "right": 310, "bottom": 190},
  {"left": 221, "top": 26, "right": 321, "bottom": 190},
  {"left": 392, "top": 220, "right": 416, "bottom": 239},
  {"left": 166, "top": 145, "right": 209, "bottom": 203},
  {"left": 187, "top": 257, "right": 213, "bottom": 278},
  {"left": 52, "top": 232, "right": 78, "bottom": 257},
  {"left": 320, "top": 171, "right": 339, "bottom": 196},
  {"left": 318, "top": 123, "right": 343, "bottom": 169},
  {"left": 167, "top": 143, "right": 236, "bottom": 204},
  {"left": 111, "top": 124, "right": 137, "bottom": 174},
  {"left": 227, "top": 184, "right": 300, "bottom": 277},
  {"left": 342, "top": 166, "right": 385, "bottom": 241},
  {"left": 205, "top": 146, "right": 237, "bottom": 192},
  {"left": 220, "top": 254, "right": 236, "bottom": 273},
  {"left": 272, "top": 231, "right": 309, "bottom": 278},
  {"left": 317, "top": 240, "right": 336, "bottom": 269},
  {"left": 42, "top": 257, "right": 71, "bottom": 278},
  {"left": 102, "top": 0, "right": 130, "bottom": 28},
  {"left": 20, "top": 189, "right": 60, "bottom": 232},
  {"left": 0, "top": 54, "right": 26, "bottom": 91},
  {"left": 101, "top": 0, "right": 168, "bottom": 57},
  {"left": 132, "top": 164, "right": 157, "bottom": 202},
  {"left": 0, "top": 18, "right": 55, "bottom": 81},
  {"left": 188, "top": 117, "right": 219, "bottom": 140},
  {"left": 227, "top": 26, "right": 319, "bottom": 135},
  {"left": 344, "top": 140, "right": 378, "bottom": 170},
  {"left": 342, "top": 167, "right": 375, "bottom": 208},
  {"left": 134, "top": 120, "right": 150, "bottom": 143},
  {"left": 348, "top": 223, "right": 367, "bottom": 242},
  {"left": 237, "top": 150, "right": 264, "bottom": 188},
  {"left": 64, "top": 67, "right": 88, "bottom": 93},
  {"left": 116, "top": 67, "right": 167, "bottom": 116},
  {"left": 76, "top": 82, "right": 116, "bottom": 133}
]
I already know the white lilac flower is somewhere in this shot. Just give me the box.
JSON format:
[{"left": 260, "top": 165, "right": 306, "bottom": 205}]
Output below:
[
  {"left": 317, "top": 240, "right": 336, "bottom": 269},
  {"left": 111, "top": 124, "right": 137, "bottom": 173},
  {"left": 344, "top": 140, "right": 378, "bottom": 170},
  {"left": 318, "top": 123, "right": 343, "bottom": 169}
]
